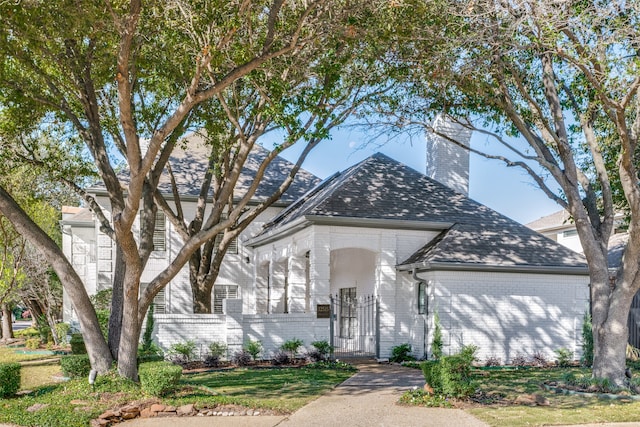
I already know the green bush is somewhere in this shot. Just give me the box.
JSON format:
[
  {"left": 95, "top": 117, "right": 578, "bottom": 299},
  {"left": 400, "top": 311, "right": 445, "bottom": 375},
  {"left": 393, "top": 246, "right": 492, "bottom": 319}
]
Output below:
[
  {"left": 60, "top": 354, "right": 92, "bottom": 378},
  {"left": 168, "top": 340, "right": 196, "bottom": 363},
  {"left": 432, "top": 311, "right": 443, "bottom": 360},
  {"left": 555, "top": 348, "right": 573, "bottom": 367},
  {"left": 0, "top": 363, "right": 21, "bottom": 398},
  {"left": 281, "top": 338, "right": 304, "bottom": 359},
  {"left": 208, "top": 341, "right": 227, "bottom": 359},
  {"left": 139, "top": 361, "right": 182, "bottom": 397},
  {"left": 25, "top": 338, "right": 40, "bottom": 349},
  {"left": 581, "top": 311, "right": 594, "bottom": 367},
  {"left": 309, "top": 340, "right": 333, "bottom": 361},
  {"left": 70, "top": 333, "right": 87, "bottom": 354},
  {"left": 421, "top": 345, "right": 478, "bottom": 398},
  {"left": 14, "top": 327, "right": 39, "bottom": 338},
  {"left": 55, "top": 322, "right": 70, "bottom": 345},
  {"left": 390, "top": 343, "right": 416, "bottom": 363},
  {"left": 244, "top": 340, "right": 262, "bottom": 361}
]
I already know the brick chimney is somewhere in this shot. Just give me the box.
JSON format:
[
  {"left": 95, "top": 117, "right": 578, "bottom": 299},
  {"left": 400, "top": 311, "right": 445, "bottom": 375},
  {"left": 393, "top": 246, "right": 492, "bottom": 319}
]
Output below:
[{"left": 425, "top": 114, "right": 473, "bottom": 195}]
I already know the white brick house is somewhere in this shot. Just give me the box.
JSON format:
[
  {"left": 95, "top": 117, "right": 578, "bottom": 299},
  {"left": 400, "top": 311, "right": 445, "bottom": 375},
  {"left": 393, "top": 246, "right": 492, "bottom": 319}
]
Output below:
[{"left": 62, "top": 131, "right": 590, "bottom": 363}]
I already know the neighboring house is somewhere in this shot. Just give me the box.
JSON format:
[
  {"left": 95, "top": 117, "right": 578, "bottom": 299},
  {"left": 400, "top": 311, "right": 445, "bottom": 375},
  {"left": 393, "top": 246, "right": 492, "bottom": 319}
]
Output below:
[
  {"left": 526, "top": 210, "right": 639, "bottom": 347},
  {"left": 62, "top": 124, "right": 590, "bottom": 363}
]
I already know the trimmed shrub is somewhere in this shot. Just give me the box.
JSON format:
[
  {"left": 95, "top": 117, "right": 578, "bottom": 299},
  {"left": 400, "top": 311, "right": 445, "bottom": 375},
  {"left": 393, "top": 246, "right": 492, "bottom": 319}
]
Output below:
[
  {"left": 70, "top": 333, "right": 87, "bottom": 354},
  {"left": 203, "top": 354, "right": 220, "bottom": 368},
  {"left": 139, "top": 361, "right": 182, "bottom": 397},
  {"left": 421, "top": 345, "right": 478, "bottom": 398},
  {"left": 0, "top": 363, "right": 21, "bottom": 398},
  {"left": 60, "top": 354, "right": 92, "bottom": 378},
  {"left": 390, "top": 343, "right": 416, "bottom": 363}
]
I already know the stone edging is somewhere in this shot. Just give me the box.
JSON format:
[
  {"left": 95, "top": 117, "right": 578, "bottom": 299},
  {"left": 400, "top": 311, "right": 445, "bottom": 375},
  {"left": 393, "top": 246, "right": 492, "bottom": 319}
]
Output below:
[
  {"left": 542, "top": 384, "right": 640, "bottom": 401},
  {"left": 91, "top": 402, "right": 269, "bottom": 427}
]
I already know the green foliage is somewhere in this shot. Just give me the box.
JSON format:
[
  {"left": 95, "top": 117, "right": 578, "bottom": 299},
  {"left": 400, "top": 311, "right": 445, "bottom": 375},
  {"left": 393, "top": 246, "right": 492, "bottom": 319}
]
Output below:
[
  {"left": 140, "top": 303, "right": 156, "bottom": 354},
  {"left": 307, "top": 360, "right": 357, "bottom": 371},
  {"left": 581, "top": 311, "right": 593, "bottom": 367},
  {"left": 95, "top": 309, "right": 109, "bottom": 339},
  {"left": 555, "top": 348, "right": 573, "bottom": 367},
  {"left": 399, "top": 389, "right": 452, "bottom": 407},
  {"left": 0, "top": 363, "right": 20, "bottom": 397},
  {"left": 309, "top": 340, "right": 333, "bottom": 361},
  {"left": 25, "top": 337, "right": 40, "bottom": 349},
  {"left": 244, "top": 340, "right": 263, "bottom": 361},
  {"left": 60, "top": 354, "right": 92, "bottom": 378},
  {"left": 431, "top": 311, "right": 443, "bottom": 360},
  {"left": 139, "top": 361, "right": 183, "bottom": 397},
  {"left": 281, "top": 338, "right": 304, "bottom": 358},
  {"left": 168, "top": 340, "right": 197, "bottom": 363},
  {"left": 14, "top": 326, "right": 39, "bottom": 338},
  {"left": 390, "top": 343, "right": 416, "bottom": 363},
  {"left": 69, "top": 333, "right": 86, "bottom": 354},
  {"left": 54, "top": 322, "right": 70, "bottom": 345},
  {"left": 35, "top": 314, "right": 52, "bottom": 343},
  {"left": 89, "top": 289, "right": 112, "bottom": 311},
  {"left": 421, "top": 345, "right": 478, "bottom": 398},
  {"left": 208, "top": 342, "right": 227, "bottom": 359}
]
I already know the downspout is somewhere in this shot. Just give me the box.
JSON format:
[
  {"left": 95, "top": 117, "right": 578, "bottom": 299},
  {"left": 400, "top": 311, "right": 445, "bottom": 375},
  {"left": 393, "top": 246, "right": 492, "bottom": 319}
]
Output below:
[{"left": 412, "top": 269, "right": 429, "bottom": 359}]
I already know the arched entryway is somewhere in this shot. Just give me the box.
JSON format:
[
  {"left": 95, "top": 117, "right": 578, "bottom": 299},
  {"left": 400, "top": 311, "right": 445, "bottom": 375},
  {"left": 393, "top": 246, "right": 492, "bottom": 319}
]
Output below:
[{"left": 329, "top": 248, "right": 379, "bottom": 358}]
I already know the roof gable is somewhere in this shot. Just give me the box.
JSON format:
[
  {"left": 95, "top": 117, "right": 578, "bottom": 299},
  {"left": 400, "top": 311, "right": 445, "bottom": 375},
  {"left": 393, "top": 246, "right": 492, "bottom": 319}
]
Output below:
[{"left": 258, "top": 152, "right": 587, "bottom": 271}]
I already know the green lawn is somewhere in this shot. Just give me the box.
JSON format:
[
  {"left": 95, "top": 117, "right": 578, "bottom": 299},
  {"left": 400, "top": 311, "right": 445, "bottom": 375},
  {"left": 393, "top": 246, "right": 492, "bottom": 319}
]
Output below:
[
  {"left": 0, "top": 364, "right": 355, "bottom": 427},
  {"left": 467, "top": 367, "right": 640, "bottom": 427}
]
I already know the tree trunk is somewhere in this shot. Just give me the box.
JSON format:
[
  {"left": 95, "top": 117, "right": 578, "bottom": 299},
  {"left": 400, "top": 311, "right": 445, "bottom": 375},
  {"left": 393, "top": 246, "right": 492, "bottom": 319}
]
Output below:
[
  {"left": 108, "top": 244, "right": 126, "bottom": 360},
  {"left": 117, "top": 268, "right": 142, "bottom": 380},
  {"left": 191, "top": 278, "right": 213, "bottom": 314},
  {"left": 1, "top": 303, "right": 13, "bottom": 340},
  {"left": 0, "top": 186, "right": 113, "bottom": 372}
]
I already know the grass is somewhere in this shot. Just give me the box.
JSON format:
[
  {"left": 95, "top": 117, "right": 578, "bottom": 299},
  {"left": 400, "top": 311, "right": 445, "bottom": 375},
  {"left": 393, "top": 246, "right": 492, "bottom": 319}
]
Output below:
[
  {"left": 178, "top": 365, "right": 355, "bottom": 412},
  {"left": 0, "top": 346, "right": 57, "bottom": 364},
  {"left": 0, "top": 364, "right": 355, "bottom": 426},
  {"left": 467, "top": 367, "right": 640, "bottom": 427}
]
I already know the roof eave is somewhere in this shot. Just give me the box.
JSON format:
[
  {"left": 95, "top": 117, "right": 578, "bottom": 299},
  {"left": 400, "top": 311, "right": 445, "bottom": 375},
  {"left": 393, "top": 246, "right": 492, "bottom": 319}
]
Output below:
[
  {"left": 246, "top": 216, "right": 311, "bottom": 247},
  {"left": 304, "top": 215, "right": 454, "bottom": 231},
  {"left": 397, "top": 261, "right": 590, "bottom": 276}
]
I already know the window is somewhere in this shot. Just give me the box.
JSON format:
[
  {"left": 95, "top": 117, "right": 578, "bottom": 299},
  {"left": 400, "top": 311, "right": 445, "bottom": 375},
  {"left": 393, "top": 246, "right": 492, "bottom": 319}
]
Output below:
[
  {"left": 213, "top": 285, "right": 238, "bottom": 314},
  {"left": 214, "top": 232, "right": 238, "bottom": 254},
  {"left": 139, "top": 211, "right": 166, "bottom": 252},
  {"left": 563, "top": 229, "right": 578, "bottom": 238},
  {"left": 418, "top": 282, "right": 426, "bottom": 315},
  {"left": 153, "top": 211, "right": 166, "bottom": 252},
  {"left": 214, "top": 213, "right": 238, "bottom": 254},
  {"left": 142, "top": 283, "right": 167, "bottom": 314},
  {"left": 339, "top": 287, "right": 357, "bottom": 339},
  {"left": 153, "top": 288, "right": 167, "bottom": 314}
]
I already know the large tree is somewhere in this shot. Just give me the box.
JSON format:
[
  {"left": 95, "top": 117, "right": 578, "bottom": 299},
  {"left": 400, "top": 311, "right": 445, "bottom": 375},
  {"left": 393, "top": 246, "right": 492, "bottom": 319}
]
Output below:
[
  {"left": 383, "top": 0, "right": 640, "bottom": 385},
  {"left": 0, "top": 0, "right": 386, "bottom": 380}
]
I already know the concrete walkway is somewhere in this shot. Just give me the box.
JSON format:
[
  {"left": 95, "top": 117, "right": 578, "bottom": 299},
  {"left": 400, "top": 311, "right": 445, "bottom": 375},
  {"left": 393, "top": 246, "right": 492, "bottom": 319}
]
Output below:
[{"left": 122, "top": 361, "right": 489, "bottom": 427}]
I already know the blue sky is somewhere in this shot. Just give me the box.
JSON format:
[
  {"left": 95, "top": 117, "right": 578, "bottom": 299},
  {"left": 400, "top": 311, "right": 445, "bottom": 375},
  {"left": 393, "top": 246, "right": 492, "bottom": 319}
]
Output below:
[{"left": 274, "top": 127, "right": 562, "bottom": 225}]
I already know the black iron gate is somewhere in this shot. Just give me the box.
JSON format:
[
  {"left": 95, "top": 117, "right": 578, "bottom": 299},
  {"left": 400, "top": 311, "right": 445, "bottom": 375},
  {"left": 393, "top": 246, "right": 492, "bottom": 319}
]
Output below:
[{"left": 329, "top": 293, "right": 379, "bottom": 359}]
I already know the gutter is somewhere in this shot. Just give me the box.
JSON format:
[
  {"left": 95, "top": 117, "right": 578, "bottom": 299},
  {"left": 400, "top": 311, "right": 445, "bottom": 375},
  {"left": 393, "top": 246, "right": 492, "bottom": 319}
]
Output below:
[
  {"left": 246, "top": 216, "right": 454, "bottom": 248},
  {"left": 398, "top": 261, "right": 590, "bottom": 276}
]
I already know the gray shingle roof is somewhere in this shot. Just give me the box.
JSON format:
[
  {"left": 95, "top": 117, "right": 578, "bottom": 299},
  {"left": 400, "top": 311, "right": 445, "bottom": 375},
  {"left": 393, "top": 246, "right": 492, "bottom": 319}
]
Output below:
[
  {"left": 259, "top": 153, "right": 587, "bottom": 270},
  {"left": 526, "top": 209, "right": 572, "bottom": 231},
  {"left": 98, "top": 133, "right": 320, "bottom": 204},
  {"left": 156, "top": 135, "right": 320, "bottom": 203}
]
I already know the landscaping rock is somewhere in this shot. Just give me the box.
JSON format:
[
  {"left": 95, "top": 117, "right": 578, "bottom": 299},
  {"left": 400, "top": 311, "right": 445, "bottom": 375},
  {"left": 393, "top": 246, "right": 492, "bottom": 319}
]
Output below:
[
  {"left": 514, "top": 393, "right": 550, "bottom": 406},
  {"left": 177, "top": 403, "right": 195, "bottom": 415},
  {"left": 534, "top": 394, "right": 551, "bottom": 406},
  {"left": 140, "top": 407, "right": 154, "bottom": 418},
  {"left": 26, "top": 403, "right": 49, "bottom": 413},
  {"left": 149, "top": 403, "right": 166, "bottom": 413}
]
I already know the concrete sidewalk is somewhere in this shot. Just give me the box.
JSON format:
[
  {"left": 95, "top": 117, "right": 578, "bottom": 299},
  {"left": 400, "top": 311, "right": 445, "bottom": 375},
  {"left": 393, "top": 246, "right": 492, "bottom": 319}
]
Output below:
[{"left": 122, "top": 361, "right": 489, "bottom": 427}]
